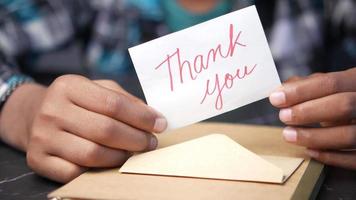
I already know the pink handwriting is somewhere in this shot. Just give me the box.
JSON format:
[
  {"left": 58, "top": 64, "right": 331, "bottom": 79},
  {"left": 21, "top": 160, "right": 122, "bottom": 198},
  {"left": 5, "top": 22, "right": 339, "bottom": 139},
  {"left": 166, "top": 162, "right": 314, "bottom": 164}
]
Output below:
[
  {"left": 200, "top": 64, "right": 257, "bottom": 110},
  {"left": 155, "top": 23, "right": 257, "bottom": 110},
  {"left": 155, "top": 24, "right": 246, "bottom": 91}
]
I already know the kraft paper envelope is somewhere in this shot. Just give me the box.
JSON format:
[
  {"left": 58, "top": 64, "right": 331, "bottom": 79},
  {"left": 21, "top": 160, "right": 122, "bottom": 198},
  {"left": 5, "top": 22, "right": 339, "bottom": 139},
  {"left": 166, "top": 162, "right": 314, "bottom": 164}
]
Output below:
[{"left": 120, "top": 134, "right": 303, "bottom": 183}]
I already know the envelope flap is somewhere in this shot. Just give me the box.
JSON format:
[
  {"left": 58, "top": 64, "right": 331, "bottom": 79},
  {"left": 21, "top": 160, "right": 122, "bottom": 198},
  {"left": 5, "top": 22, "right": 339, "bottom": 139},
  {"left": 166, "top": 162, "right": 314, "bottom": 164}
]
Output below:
[{"left": 120, "top": 134, "right": 286, "bottom": 183}]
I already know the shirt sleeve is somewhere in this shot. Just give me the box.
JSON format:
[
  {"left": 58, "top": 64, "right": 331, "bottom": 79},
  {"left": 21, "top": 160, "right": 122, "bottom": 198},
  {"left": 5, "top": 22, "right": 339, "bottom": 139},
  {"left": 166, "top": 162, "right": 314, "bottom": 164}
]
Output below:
[{"left": 0, "top": 52, "right": 33, "bottom": 110}]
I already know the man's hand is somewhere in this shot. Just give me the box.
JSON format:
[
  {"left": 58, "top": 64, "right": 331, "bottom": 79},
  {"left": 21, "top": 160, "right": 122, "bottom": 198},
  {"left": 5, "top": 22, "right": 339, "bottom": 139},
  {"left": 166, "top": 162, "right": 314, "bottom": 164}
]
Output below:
[
  {"left": 0, "top": 75, "right": 167, "bottom": 183},
  {"left": 269, "top": 68, "right": 356, "bottom": 170}
]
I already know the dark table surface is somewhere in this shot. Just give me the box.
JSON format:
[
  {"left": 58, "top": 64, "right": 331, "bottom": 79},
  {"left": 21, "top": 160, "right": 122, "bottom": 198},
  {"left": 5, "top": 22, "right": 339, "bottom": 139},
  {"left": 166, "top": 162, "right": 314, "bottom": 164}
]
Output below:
[{"left": 1, "top": 74, "right": 356, "bottom": 200}]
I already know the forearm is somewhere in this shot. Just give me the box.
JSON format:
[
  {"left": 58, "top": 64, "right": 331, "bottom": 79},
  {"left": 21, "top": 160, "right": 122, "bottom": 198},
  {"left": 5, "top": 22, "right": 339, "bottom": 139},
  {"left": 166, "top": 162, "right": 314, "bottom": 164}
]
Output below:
[{"left": 0, "top": 83, "right": 46, "bottom": 151}]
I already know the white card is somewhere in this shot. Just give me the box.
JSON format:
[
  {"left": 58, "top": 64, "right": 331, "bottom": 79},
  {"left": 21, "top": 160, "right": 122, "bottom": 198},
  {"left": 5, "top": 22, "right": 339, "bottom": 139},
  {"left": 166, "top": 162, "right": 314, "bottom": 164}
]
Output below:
[{"left": 129, "top": 5, "right": 281, "bottom": 130}]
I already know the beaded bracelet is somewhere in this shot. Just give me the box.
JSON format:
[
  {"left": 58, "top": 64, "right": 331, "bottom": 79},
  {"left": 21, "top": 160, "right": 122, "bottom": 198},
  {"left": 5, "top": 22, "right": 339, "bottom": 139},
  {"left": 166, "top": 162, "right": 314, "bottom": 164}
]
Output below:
[{"left": 0, "top": 75, "right": 34, "bottom": 109}]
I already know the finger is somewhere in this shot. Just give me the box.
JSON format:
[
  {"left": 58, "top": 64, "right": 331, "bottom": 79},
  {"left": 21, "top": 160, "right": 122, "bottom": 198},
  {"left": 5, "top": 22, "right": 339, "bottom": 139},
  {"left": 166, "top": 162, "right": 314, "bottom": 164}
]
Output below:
[
  {"left": 320, "top": 120, "right": 352, "bottom": 127},
  {"left": 284, "top": 76, "right": 304, "bottom": 83},
  {"left": 284, "top": 73, "right": 324, "bottom": 84},
  {"left": 269, "top": 68, "right": 356, "bottom": 107},
  {"left": 27, "top": 150, "right": 86, "bottom": 183},
  {"left": 278, "top": 92, "right": 356, "bottom": 125},
  {"left": 53, "top": 75, "right": 167, "bottom": 133},
  {"left": 307, "top": 72, "right": 325, "bottom": 78},
  {"left": 58, "top": 104, "right": 158, "bottom": 152},
  {"left": 305, "top": 149, "right": 356, "bottom": 170},
  {"left": 282, "top": 125, "right": 356, "bottom": 150},
  {"left": 283, "top": 73, "right": 325, "bottom": 85},
  {"left": 47, "top": 130, "right": 130, "bottom": 167},
  {"left": 94, "top": 80, "right": 144, "bottom": 104}
]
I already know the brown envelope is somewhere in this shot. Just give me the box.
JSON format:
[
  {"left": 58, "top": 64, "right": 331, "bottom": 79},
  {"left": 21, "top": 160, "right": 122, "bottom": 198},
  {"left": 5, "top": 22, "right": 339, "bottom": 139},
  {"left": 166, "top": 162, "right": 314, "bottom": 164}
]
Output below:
[
  {"left": 48, "top": 123, "right": 324, "bottom": 200},
  {"left": 120, "top": 134, "right": 303, "bottom": 183}
]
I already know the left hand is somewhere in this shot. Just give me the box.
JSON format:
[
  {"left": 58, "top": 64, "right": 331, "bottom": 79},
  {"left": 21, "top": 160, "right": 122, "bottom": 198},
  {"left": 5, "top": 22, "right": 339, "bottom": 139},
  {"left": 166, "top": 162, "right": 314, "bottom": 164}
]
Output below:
[{"left": 269, "top": 67, "right": 356, "bottom": 170}]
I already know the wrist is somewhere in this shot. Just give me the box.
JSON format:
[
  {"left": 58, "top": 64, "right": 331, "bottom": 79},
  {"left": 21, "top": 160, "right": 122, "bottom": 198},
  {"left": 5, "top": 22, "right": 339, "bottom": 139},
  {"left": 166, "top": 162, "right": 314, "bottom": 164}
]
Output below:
[{"left": 0, "top": 83, "right": 46, "bottom": 151}]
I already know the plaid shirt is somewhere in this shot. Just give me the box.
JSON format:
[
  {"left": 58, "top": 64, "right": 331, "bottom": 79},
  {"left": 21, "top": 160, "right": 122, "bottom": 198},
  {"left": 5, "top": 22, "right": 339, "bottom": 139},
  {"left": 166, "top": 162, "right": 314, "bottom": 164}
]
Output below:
[{"left": 0, "top": 0, "right": 355, "bottom": 108}]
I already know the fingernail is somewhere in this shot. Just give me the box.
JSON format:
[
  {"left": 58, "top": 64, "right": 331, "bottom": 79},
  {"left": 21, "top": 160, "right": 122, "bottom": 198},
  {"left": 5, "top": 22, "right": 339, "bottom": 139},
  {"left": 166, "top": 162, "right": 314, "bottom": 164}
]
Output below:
[
  {"left": 269, "top": 91, "right": 286, "bottom": 106},
  {"left": 154, "top": 118, "right": 167, "bottom": 133},
  {"left": 305, "top": 149, "right": 319, "bottom": 158},
  {"left": 283, "top": 127, "right": 297, "bottom": 142},
  {"left": 279, "top": 108, "right": 292, "bottom": 122},
  {"left": 148, "top": 136, "right": 158, "bottom": 150},
  {"left": 148, "top": 106, "right": 168, "bottom": 133}
]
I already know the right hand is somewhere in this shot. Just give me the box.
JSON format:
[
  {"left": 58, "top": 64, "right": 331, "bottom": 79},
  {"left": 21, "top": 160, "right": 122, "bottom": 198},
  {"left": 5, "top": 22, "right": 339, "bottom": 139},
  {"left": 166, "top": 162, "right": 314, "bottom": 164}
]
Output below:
[{"left": 1, "top": 75, "right": 167, "bottom": 183}]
